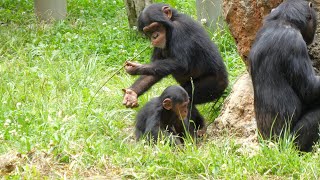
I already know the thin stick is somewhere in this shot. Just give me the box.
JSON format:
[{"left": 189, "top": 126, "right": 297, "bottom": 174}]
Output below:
[
  {"left": 85, "top": 45, "right": 150, "bottom": 116},
  {"left": 189, "top": 77, "right": 195, "bottom": 121},
  {"left": 188, "top": 77, "right": 195, "bottom": 141}
]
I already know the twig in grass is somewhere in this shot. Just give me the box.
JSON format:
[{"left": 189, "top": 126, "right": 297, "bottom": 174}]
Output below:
[
  {"left": 185, "top": 77, "right": 196, "bottom": 141},
  {"left": 85, "top": 45, "right": 150, "bottom": 116}
]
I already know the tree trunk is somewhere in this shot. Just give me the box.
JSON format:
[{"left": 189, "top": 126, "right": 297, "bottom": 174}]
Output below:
[
  {"left": 34, "top": 0, "right": 67, "bottom": 22},
  {"left": 124, "top": 0, "right": 152, "bottom": 28},
  {"left": 196, "top": 0, "right": 224, "bottom": 30}
]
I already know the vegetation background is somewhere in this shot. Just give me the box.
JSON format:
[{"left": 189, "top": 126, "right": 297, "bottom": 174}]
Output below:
[{"left": 0, "top": 0, "right": 319, "bottom": 179}]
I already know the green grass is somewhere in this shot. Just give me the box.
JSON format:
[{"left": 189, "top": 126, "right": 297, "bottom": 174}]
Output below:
[{"left": 0, "top": 0, "right": 319, "bottom": 179}]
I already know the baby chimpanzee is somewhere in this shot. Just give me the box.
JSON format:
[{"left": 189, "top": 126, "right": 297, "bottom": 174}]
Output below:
[{"left": 135, "top": 85, "right": 191, "bottom": 144}]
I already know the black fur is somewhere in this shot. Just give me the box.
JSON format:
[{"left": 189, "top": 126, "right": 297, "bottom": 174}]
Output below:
[
  {"left": 135, "top": 85, "right": 190, "bottom": 144},
  {"left": 249, "top": 0, "right": 320, "bottom": 152},
  {"left": 130, "top": 3, "right": 229, "bottom": 131}
]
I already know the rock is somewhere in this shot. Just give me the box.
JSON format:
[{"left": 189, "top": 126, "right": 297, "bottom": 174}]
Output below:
[
  {"left": 210, "top": 73, "right": 256, "bottom": 138},
  {"left": 222, "top": 0, "right": 282, "bottom": 66},
  {"left": 308, "top": 0, "right": 320, "bottom": 74},
  {"left": 208, "top": 73, "right": 258, "bottom": 154},
  {"left": 223, "top": 0, "right": 320, "bottom": 72}
]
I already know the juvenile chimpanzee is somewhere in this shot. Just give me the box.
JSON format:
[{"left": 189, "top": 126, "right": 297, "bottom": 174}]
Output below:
[
  {"left": 249, "top": 0, "right": 320, "bottom": 152},
  {"left": 122, "top": 3, "right": 229, "bottom": 135},
  {"left": 135, "top": 85, "right": 191, "bottom": 144}
]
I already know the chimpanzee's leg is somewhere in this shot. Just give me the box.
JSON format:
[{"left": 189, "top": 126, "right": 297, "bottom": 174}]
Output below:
[
  {"left": 189, "top": 106, "right": 205, "bottom": 129},
  {"left": 183, "top": 74, "right": 228, "bottom": 104},
  {"left": 182, "top": 74, "right": 228, "bottom": 132},
  {"left": 186, "top": 106, "right": 206, "bottom": 137},
  {"left": 292, "top": 107, "right": 320, "bottom": 152}
]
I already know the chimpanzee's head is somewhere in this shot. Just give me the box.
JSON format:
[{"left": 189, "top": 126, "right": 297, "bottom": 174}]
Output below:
[
  {"left": 267, "top": 0, "right": 317, "bottom": 45},
  {"left": 160, "top": 85, "right": 189, "bottom": 120},
  {"left": 137, "top": 3, "right": 177, "bottom": 49}
]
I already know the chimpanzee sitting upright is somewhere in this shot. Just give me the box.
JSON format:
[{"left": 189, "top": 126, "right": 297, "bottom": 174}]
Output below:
[
  {"left": 249, "top": 0, "right": 320, "bottom": 152},
  {"left": 135, "top": 85, "right": 190, "bottom": 144},
  {"left": 122, "top": 3, "right": 229, "bottom": 135}
]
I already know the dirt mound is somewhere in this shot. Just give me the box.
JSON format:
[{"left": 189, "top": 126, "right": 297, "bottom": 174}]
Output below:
[{"left": 208, "top": 73, "right": 259, "bottom": 152}]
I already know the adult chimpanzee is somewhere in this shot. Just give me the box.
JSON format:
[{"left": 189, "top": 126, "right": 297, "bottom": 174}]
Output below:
[
  {"left": 135, "top": 85, "right": 191, "bottom": 144},
  {"left": 122, "top": 3, "right": 228, "bottom": 135},
  {"left": 249, "top": 0, "right": 320, "bottom": 152}
]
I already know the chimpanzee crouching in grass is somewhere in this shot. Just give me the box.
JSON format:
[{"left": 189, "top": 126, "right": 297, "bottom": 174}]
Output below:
[
  {"left": 123, "top": 3, "right": 229, "bottom": 136},
  {"left": 249, "top": 0, "right": 320, "bottom": 152},
  {"left": 135, "top": 85, "right": 191, "bottom": 145}
]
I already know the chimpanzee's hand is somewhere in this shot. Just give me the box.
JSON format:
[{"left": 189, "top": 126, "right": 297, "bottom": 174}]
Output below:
[
  {"left": 124, "top": 61, "right": 142, "bottom": 75},
  {"left": 122, "top": 88, "right": 139, "bottom": 108}
]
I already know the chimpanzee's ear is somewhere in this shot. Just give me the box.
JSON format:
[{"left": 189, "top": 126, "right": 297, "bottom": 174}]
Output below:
[
  {"left": 162, "top": 98, "right": 172, "bottom": 110},
  {"left": 162, "top": 6, "right": 172, "bottom": 20}
]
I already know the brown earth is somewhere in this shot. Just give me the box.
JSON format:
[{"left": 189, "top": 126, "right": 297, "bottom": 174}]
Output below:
[
  {"left": 207, "top": 73, "right": 259, "bottom": 153},
  {"left": 0, "top": 150, "right": 122, "bottom": 178},
  {"left": 309, "top": 0, "right": 320, "bottom": 74}
]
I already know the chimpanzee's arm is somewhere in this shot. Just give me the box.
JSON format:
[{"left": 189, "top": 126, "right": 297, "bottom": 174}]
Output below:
[
  {"left": 286, "top": 52, "right": 320, "bottom": 104},
  {"left": 145, "top": 112, "right": 161, "bottom": 142},
  {"left": 295, "top": 70, "right": 320, "bottom": 104},
  {"left": 130, "top": 75, "right": 163, "bottom": 96}
]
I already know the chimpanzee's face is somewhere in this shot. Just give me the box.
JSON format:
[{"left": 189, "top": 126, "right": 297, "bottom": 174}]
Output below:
[
  {"left": 173, "top": 100, "right": 189, "bottom": 120},
  {"left": 143, "top": 22, "right": 166, "bottom": 49}
]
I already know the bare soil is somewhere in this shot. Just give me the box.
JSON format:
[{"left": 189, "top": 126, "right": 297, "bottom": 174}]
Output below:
[{"left": 207, "top": 73, "right": 259, "bottom": 154}]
